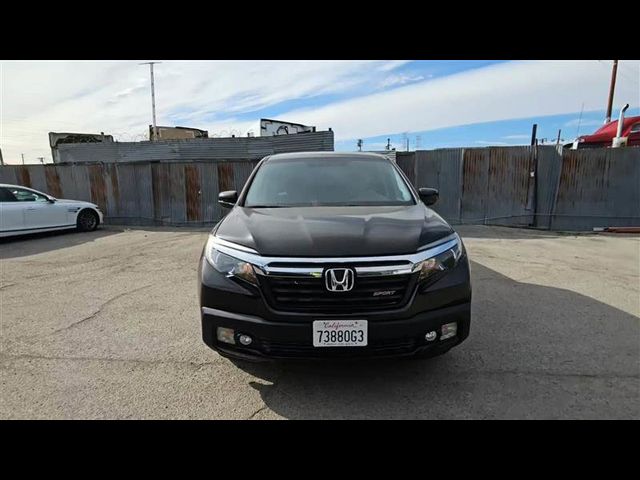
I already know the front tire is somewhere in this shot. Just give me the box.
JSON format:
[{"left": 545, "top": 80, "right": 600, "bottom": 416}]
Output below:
[{"left": 76, "top": 209, "right": 99, "bottom": 232}]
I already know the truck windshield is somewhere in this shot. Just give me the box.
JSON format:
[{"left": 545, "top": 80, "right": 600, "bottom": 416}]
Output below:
[{"left": 243, "top": 157, "right": 415, "bottom": 207}]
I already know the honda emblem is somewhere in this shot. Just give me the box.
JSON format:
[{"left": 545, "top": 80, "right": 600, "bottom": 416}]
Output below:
[{"left": 325, "top": 268, "right": 355, "bottom": 292}]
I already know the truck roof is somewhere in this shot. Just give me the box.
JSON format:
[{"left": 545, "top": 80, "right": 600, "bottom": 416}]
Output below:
[{"left": 580, "top": 115, "right": 640, "bottom": 142}]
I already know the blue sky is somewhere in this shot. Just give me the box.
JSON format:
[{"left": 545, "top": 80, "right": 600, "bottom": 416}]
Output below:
[
  {"left": 204, "top": 60, "right": 508, "bottom": 127},
  {"left": 1, "top": 60, "right": 639, "bottom": 163},
  {"left": 335, "top": 108, "right": 640, "bottom": 151}
]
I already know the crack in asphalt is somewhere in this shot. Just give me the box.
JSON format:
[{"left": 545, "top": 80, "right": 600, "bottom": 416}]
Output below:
[
  {"left": 21, "top": 284, "right": 154, "bottom": 338},
  {"left": 0, "top": 352, "right": 223, "bottom": 369},
  {"left": 247, "top": 405, "right": 269, "bottom": 420},
  {"left": 244, "top": 367, "right": 290, "bottom": 420}
]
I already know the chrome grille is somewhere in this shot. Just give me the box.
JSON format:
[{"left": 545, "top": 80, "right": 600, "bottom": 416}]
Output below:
[{"left": 259, "top": 269, "right": 416, "bottom": 312}]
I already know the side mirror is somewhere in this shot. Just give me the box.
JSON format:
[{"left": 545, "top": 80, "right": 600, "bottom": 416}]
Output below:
[
  {"left": 47, "top": 196, "right": 56, "bottom": 203},
  {"left": 218, "top": 190, "right": 238, "bottom": 208},
  {"left": 418, "top": 187, "right": 439, "bottom": 206}
]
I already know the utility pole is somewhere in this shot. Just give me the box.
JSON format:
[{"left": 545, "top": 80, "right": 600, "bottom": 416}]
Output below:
[
  {"left": 605, "top": 60, "right": 618, "bottom": 124},
  {"left": 21, "top": 153, "right": 25, "bottom": 165},
  {"left": 530, "top": 124, "right": 538, "bottom": 146},
  {"left": 576, "top": 102, "right": 585, "bottom": 137},
  {"left": 556, "top": 129, "right": 562, "bottom": 146},
  {"left": 401, "top": 132, "right": 408, "bottom": 152},
  {"left": 0, "top": 147, "right": 4, "bottom": 166},
  {"left": 139, "top": 61, "right": 162, "bottom": 141}
]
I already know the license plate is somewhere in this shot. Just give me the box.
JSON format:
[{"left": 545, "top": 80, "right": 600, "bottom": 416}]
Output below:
[{"left": 312, "top": 320, "right": 368, "bottom": 347}]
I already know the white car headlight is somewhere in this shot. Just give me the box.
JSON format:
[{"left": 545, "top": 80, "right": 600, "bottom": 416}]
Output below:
[
  {"left": 413, "top": 233, "right": 463, "bottom": 281},
  {"left": 205, "top": 237, "right": 258, "bottom": 285}
]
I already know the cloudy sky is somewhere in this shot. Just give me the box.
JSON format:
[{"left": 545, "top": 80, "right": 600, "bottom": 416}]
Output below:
[{"left": 1, "top": 60, "right": 638, "bottom": 164}]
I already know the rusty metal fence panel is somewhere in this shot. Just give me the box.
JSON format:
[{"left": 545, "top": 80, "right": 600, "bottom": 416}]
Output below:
[
  {"left": 396, "top": 152, "right": 416, "bottom": 185},
  {"left": 535, "top": 146, "right": 563, "bottom": 229},
  {"left": 415, "top": 149, "right": 463, "bottom": 223},
  {"left": 25, "top": 166, "right": 47, "bottom": 193},
  {"left": 550, "top": 147, "right": 640, "bottom": 230},
  {"left": 233, "top": 160, "right": 259, "bottom": 196},
  {"left": 460, "top": 148, "right": 490, "bottom": 224},
  {"left": 200, "top": 163, "right": 221, "bottom": 224},
  {"left": 104, "top": 163, "right": 119, "bottom": 218},
  {"left": 0, "top": 166, "right": 17, "bottom": 184},
  {"left": 45, "top": 166, "right": 63, "bottom": 199},
  {"left": 135, "top": 163, "right": 155, "bottom": 223},
  {"left": 16, "top": 166, "right": 32, "bottom": 187},
  {"left": 56, "top": 165, "right": 78, "bottom": 200},
  {"left": 169, "top": 163, "right": 186, "bottom": 224},
  {"left": 484, "top": 146, "right": 534, "bottom": 226},
  {"left": 115, "top": 164, "right": 142, "bottom": 223},
  {"left": 71, "top": 164, "right": 92, "bottom": 202},
  {"left": 88, "top": 164, "right": 107, "bottom": 212}
]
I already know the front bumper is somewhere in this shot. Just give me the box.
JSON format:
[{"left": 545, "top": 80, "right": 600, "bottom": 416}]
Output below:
[{"left": 201, "top": 302, "right": 471, "bottom": 361}]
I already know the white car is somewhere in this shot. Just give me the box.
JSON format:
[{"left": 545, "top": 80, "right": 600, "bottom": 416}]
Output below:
[{"left": 0, "top": 183, "right": 104, "bottom": 238}]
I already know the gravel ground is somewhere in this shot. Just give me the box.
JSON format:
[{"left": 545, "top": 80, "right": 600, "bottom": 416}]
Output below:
[{"left": 1, "top": 225, "right": 638, "bottom": 419}]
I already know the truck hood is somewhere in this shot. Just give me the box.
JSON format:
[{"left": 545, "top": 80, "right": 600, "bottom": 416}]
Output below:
[{"left": 214, "top": 204, "right": 454, "bottom": 257}]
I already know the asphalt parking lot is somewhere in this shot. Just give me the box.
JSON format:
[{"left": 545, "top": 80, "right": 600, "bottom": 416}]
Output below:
[{"left": 1, "top": 225, "right": 638, "bottom": 419}]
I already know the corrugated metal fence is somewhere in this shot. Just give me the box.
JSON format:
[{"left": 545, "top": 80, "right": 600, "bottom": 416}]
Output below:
[
  {"left": 1, "top": 145, "right": 638, "bottom": 230},
  {"left": 396, "top": 145, "right": 639, "bottom": 230},
  {"left": 550, "top": 147, "right": 640, "bottom": 230}
]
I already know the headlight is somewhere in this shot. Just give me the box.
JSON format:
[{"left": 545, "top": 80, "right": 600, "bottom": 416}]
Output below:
[
  {"left": 204, "top": 237, "right": 258, "bottom": 285},
  {"left": 413, "top": 234, "right": 463, "bottom": 281}
]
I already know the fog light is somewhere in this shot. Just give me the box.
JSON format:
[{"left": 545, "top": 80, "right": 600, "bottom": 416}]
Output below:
[
  {"left": 441, "top": 322, "right": 457, "bottom": 340},
  {"left": 425, "top": 331, "right": 437, "bottom": 342},
  {"left": 217, "top": 327, "right": 236, "bottom": 345},
  {"left": 238, "top": 334, "right": 253, "bottom": 346}
]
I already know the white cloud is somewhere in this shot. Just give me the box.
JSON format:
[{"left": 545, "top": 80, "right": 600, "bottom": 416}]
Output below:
[
  {"left": 502, "top": 134, "right": 531, "bottom": 139},
  {"left": 0, "top": 60, "right": 405, "bottom": 163},
  {"left": 375, "top": 61, "right": 412, "bottom": 72},
  {"left": 380, "top": 74, "right": 426, "bottom": 88},
  {"left": 277, "top": 60, "right": 640, "bottom": 141}
]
